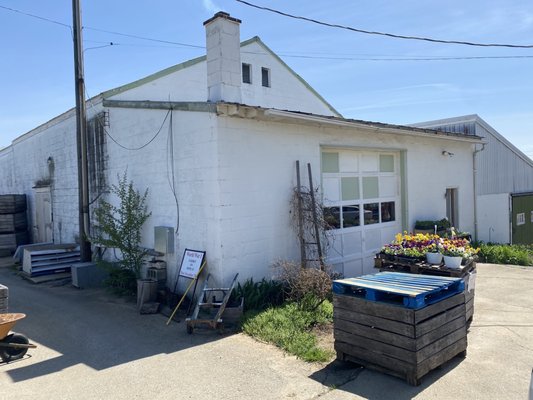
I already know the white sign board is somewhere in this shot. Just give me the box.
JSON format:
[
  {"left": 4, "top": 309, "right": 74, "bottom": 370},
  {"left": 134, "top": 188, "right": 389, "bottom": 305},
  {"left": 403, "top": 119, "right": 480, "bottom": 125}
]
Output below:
[{"left": 179, "top": 249, "right": 206, "bottom": 279}]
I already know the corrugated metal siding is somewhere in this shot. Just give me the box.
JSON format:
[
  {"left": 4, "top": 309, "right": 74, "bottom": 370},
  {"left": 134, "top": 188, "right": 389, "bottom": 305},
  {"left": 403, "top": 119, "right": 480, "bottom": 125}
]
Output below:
[
  {"left": 476, "top": 124, "right": 533, "bottom": 195},
  {"left": 433, "top": 122, "right": 477, "bottom": 136}
]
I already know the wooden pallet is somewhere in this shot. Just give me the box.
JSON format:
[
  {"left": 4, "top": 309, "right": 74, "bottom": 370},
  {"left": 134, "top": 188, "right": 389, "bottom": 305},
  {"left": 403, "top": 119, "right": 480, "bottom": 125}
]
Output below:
[
  {"left": 333, "top": 272, "right": 465, "bottom": 310},
  {"left": 334, "top": 291, "right": 467, "bottom": 386},
  {"left": 375, "top": 253, "right": 476, "bottom": 278},
  {"left": 374, "top": 254, "right": 476, "bottom": 323}
]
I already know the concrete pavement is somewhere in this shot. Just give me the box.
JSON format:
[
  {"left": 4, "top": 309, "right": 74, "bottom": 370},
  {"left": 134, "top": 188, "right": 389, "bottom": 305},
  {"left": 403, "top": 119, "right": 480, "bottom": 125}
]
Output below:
[{"left": 1, "top": 259, "right": 532, "bottom": 399}]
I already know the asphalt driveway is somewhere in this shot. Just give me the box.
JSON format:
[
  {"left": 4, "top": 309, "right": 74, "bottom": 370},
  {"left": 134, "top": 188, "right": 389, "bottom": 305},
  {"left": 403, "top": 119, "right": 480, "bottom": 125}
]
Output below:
[{"left": 1, "top": 258, "right": 532, "bottom": 399}]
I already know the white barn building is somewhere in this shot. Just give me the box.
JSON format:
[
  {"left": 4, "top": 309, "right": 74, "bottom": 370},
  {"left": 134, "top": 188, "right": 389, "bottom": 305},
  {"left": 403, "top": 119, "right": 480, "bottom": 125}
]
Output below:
[
  {"left": 413, "top": 115, "right": 533, "bottom": 244},
  {"left": 0, "top": 13, "right": 483, "bottom": 286}
]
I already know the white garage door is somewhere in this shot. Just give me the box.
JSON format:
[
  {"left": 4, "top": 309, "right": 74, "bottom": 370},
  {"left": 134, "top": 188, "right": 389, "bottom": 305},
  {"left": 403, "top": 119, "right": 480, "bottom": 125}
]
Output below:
[{"left": 321, "top": 149, "right": 401, "bottom": 277}]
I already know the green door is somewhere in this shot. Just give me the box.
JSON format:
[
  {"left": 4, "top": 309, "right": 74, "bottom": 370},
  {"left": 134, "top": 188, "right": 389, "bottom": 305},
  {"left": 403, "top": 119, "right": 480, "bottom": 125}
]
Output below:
[{"left": 511, "top": 193, "right": 533, "bottom": 245}]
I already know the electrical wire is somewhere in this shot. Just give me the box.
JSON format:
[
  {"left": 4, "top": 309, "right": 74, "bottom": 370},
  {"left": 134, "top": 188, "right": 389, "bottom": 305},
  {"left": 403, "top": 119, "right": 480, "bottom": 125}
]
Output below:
[
  {"left": 84, "top": 43, "right": 115, "bottom": 52},
  {"left": 3, "top": 4, "right": 533, "bottom": 61},
  {"left": 83, "top": 82, "right": 171, "bottom": 151},
  {"left": 0, "top": 4, "right": 71, "bottom": 31},
  {"left": 0, "top": 4, "right": 202, "bottom": 49},
  {"left": 102, "top": 109, "right": 171, "bottom": 151},
  {"left": 166, "top": 110, "right": 180, "bottom": 235},
  {"left": 83, "top": 26, "right": 204, "bottom": 49},
  {"left": 276, "top": 53, "right": 533, "bottom": 62},
  {"left": 235, "top": 0, "right": 533, "bottom": 49}
]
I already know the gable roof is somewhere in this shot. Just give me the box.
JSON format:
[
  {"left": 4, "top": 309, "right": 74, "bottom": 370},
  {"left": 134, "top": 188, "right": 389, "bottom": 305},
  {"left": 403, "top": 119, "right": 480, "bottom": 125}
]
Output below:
[
  {"left": 412, "top": 114, "right": 533, "bottom": 167},
  {"left": 101, "top": 36, "right": 341, "bottom": 117}
]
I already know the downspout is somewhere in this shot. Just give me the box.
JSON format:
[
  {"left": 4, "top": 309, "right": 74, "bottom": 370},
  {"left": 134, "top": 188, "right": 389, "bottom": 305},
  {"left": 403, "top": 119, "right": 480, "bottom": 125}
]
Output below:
[{"left": 473, "top": 143, "right": 486, "bottom": 241}]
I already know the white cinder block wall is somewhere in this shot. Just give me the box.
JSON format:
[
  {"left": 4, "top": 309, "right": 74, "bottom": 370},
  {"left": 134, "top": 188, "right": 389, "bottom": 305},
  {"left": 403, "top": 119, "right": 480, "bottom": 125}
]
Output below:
[
  {"left": 0, "top": 104, "right": 104, "bottom": 244},
  {"left": 214, "top": 116, "right": 476, "bottom": 283},
  {"left": 102, "top": 107, "right": 222, "bottom": 287},
  {"left": 0, "top": 148, "right": 15, "bottom": 193}
]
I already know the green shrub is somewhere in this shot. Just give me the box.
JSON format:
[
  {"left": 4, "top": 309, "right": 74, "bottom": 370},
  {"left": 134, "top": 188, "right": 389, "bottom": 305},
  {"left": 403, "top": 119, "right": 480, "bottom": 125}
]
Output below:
[
  {"left": 231, "top": 278, "right": 284, "bottom": 312},
  {"left": 476, "top": 243, "right": 533, "bottom": 266},
  {"left": 414, "top": 218, "right": 451, "bottom": 230},
  {"left": 102, "top": 263, "right": 137, "bottom": 296},
  {"left": 242, "top": 300, "right": 333, "bottom": 362},
  {"left": 90, "top": 172, "right": 151, "bottom": 279}
]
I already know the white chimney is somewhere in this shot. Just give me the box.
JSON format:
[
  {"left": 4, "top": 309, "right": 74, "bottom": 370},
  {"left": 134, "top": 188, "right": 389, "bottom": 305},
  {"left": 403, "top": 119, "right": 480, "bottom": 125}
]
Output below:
[{"left": 204, "top": 12, "right": 242, "bottom": 103}]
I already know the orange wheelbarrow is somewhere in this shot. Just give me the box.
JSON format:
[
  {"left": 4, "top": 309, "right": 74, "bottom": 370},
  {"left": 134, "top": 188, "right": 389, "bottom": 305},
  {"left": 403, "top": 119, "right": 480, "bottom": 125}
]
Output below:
[{"left": 0, "top": 313, "right": 37, "bottom": 362}]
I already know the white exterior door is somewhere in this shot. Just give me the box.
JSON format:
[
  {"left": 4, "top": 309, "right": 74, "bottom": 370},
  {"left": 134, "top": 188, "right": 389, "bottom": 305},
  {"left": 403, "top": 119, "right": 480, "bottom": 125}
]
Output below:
[
  {"left": 33, "top": 187, "right": 53, "bottom": 243},
  {"left": 321, "top": 149, "right": 401, "bottom": 277}
]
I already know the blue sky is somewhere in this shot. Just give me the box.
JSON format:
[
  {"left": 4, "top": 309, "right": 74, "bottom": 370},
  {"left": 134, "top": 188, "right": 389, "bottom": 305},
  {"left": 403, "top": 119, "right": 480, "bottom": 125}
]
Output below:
[{"left": 1, "top": 1, "right": 532, "bottom": 158}]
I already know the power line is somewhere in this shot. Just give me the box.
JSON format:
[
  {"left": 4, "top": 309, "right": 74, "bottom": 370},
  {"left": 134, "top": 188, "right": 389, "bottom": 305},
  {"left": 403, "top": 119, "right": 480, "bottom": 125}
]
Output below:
[
  {"left": 235, "top": 0, "right": 533, "bottom": 49},
  {"left": 0, "top": 4, "right": 71, "bottom": 30},
  {"left": 277, "top": 54, "right": 533, "bottom": 62},
  {"left": 0, "top": 4, "right": 203, "bottom": 49},
  {"left": 83, "top": 26, "right": 204, "bottom": 49},
  {"left": 84, "top": 43, "right": 115, "bottom": 52},
  {"left": 4, "top": 4, "right": 533, "bottom": 61}
]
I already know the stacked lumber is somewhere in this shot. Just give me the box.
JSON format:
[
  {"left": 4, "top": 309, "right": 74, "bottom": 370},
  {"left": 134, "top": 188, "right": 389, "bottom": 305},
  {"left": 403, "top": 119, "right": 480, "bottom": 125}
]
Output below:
[{"left": 0, "top": 195, "right": 28, "bottom": 256}]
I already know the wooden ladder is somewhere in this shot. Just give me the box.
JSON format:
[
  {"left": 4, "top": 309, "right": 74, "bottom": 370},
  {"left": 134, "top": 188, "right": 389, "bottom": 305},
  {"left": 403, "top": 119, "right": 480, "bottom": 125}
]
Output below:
[
  {"left": 185, "top": 273, "right": 239, "bottom": 334},
  {"left": 296, "top": 160, "right": 325, "bottom": 270}
]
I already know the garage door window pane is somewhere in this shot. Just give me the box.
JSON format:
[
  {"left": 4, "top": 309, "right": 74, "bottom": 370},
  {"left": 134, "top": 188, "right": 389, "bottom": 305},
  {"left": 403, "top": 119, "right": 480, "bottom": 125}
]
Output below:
[
  {"left": 323, "top": 207, "right": 341, "bottom": 229},
  {"left": 381, "top": 201, "right": 395, "bottom": 222},
  {"left": 342, "top": 205, "right": 360, "bottom": 228},
  {"left": 341, "top": 177, "right": 359, "bottom": 200},
  {"left": 380, "top": 155, "right": 394, "bottom": 172},
  {"left": 363, "top": 177, "right": 379, "bottom": 199},
  {"left": 322, "top": 152, "right": 339, "bottom": 173},
  {"left": 364, "top": 203, "right": 379, "bottom": 225}
]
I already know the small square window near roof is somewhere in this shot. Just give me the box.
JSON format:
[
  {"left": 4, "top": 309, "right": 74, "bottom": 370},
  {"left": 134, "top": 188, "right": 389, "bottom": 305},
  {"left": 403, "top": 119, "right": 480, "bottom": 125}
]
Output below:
[
  {"left": 261, "top": 67, "right": 270, "bottom": 87},
  {"left": 242, "top": 63, "right": 251, "bottom": 84}
]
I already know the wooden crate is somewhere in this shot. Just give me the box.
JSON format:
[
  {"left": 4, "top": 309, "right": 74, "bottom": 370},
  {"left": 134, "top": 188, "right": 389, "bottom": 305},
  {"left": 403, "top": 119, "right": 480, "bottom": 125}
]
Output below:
[
  {"left": 334, "top": 291, "right": 467, "bottom": 386},
  {"left": 0, "top": 195, "right": 27, "bottom": 214},
  {"left": 0, "top": 212, "right": 27, "bottom": 233}
]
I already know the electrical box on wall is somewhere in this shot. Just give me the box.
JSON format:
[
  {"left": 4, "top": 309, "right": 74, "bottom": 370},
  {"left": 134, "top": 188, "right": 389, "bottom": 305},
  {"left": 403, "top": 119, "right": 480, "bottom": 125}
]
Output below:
[{"left": 154, "top": 226, "right": 174, "bottom": 254}]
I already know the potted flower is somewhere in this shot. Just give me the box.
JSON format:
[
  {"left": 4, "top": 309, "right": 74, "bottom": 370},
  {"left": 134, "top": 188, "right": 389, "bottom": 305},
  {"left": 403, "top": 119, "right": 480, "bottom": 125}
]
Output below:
[
  {"left": 441, "top": 238, "right": 479, "bottom": 269},
  {"left": 380, "top": 232, "right": 435, "bottom": 263},
  {"left": 425, "top": 238, "right": 444, "bottom": 265}
]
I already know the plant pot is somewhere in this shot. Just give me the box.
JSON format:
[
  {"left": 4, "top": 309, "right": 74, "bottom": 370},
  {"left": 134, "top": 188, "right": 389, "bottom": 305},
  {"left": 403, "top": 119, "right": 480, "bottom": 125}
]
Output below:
[
  {"left": 443, "top": 256, "right": 462, "bottom": 269},
  {"left": 426, "top": 252, "right": 443, "bottom": 265},
  {"left": 137, "top": 279, "right": 158, "bottom": 310}
]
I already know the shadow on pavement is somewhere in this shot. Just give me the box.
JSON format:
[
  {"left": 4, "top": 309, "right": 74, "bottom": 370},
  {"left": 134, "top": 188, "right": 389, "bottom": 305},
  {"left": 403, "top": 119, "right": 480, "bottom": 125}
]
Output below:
[
  {"left": 0, "top": 260, "right": 230, "bottom": 382},
  {"left": 309, "top": 352, "right": 465, "bottom": 399}
]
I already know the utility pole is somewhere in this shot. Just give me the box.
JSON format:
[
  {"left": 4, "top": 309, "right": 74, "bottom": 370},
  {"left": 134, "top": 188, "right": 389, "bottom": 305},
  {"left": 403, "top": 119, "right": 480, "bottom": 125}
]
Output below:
[{"left": 72, "top": 0, "right": 91, "bottom": 262}]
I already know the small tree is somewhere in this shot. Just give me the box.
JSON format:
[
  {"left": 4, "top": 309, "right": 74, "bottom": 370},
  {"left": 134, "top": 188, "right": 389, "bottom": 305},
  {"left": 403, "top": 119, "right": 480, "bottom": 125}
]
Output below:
[{"left": 90, "top": 172, "right": 151, "bottom": 279}]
